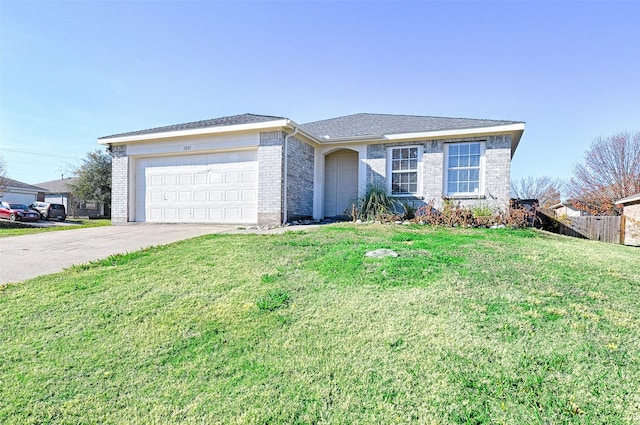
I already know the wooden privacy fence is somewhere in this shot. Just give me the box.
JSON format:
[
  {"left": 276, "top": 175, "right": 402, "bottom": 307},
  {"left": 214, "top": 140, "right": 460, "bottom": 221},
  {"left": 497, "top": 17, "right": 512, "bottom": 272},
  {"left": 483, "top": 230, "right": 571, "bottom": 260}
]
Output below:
[
  {"left": 537, "top": 209, "right": 622, "bottom": 244},
  {"left": 567, "top": 216, "right": 621, "bottom": 244}
]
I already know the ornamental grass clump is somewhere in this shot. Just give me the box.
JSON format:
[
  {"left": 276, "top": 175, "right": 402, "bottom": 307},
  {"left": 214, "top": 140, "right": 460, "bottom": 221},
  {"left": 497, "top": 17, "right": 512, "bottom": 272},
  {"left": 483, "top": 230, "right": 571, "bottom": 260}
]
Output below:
[{"left": 353, "top": 184, "right": 402, "bottom": 222}]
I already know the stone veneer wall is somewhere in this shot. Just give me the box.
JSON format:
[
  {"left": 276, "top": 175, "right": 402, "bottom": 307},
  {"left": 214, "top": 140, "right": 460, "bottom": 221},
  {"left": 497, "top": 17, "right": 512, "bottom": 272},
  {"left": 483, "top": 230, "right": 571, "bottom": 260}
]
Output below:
[
  {"left": 623, "top": 202, "right": 640, "bottom": 246},
  {"left": 365, "top": 135, "right": 512, "bottom": 212},
  {"left": 110, "top": 145, "right": 129, "bottom": 224},
  {"left": 258, "top": 131, "right": 284, "bottom": 225},
  {"left": 286, "top": 136, "right": 314, "bottom": 220}
]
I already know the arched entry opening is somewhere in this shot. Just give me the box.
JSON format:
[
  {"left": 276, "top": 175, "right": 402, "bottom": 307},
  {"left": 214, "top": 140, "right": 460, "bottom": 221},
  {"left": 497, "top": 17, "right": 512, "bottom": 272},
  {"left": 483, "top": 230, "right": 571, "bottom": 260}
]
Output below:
[{"left": 323, "top": 149, "right": 358, "bottom": 218}]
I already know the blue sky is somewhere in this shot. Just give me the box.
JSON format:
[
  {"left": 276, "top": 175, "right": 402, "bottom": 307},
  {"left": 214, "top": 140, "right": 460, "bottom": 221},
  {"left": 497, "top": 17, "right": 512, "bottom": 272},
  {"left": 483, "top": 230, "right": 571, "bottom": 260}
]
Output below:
[{"left": 1, "top": 1, "right": 638, "bottom": 186}]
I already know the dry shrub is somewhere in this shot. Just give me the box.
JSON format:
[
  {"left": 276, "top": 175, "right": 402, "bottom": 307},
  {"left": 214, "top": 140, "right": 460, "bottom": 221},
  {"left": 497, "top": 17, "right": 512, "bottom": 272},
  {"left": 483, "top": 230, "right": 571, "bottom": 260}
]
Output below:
[{"left": 414, "top": 200, "right": 535, "bottom": 228}]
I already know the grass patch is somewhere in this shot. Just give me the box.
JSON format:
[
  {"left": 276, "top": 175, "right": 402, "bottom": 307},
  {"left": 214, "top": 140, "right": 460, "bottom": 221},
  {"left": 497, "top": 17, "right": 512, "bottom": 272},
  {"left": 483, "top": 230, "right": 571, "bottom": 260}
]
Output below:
[
  {"left": 0, "top": 224, "right": 639, "bottom": 424},
  {"left": 256, "top": 289, "right": 291, "bottom": 311},
  {"left": 0, "top": 218, "right": 111, "bottom": 237}
]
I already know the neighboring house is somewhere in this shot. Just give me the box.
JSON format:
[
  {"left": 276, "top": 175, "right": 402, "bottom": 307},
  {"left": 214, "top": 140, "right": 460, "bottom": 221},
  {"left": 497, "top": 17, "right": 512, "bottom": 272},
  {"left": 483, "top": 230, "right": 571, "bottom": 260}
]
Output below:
[
  {"left": 0, "top": 177, "right": 46, "bottom": 204},
  {"left": 549, "top": 202, "right": 585, "bottom": 218},
  {"left": 98, "top": 113, "right": 525, "bottom": 225},
  {"left": 34, "top": 177, "right": 109, "bottom": 218},
  {"left": 615, "top": 193, "right": 640, "bottom": 247}
]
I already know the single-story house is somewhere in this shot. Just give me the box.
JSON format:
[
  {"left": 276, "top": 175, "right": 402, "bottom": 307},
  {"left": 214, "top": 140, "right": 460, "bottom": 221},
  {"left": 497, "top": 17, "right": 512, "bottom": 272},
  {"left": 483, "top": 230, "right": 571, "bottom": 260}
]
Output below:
[
  {"left": 615, "top": 193, "right": 640, "bottom": 246},
  {"left": 34, "top": 177, "right": 109, "bottom": 218},
  {"left": 549, "top": 201, "right": 585, "bottom": 218},
  {"left": 0, "top": 177, "right": 46, "bottom": 205},
  {"left": 98, "top": 113, "right": 525, "bottom": 225}
]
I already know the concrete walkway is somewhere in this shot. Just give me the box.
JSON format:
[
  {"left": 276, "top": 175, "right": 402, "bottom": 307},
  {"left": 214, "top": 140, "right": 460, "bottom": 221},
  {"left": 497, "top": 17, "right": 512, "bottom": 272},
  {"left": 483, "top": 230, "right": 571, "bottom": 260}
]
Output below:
[{"left": 0, "top": 224, "right": 304, "bottom": 285}]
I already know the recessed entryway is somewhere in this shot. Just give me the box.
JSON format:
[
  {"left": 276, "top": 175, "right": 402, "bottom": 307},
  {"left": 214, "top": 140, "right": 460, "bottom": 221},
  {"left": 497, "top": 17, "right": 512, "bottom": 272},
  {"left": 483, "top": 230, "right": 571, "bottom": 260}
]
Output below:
[{"left": 323, "top": 149, "right": 358, "bottom": 218}]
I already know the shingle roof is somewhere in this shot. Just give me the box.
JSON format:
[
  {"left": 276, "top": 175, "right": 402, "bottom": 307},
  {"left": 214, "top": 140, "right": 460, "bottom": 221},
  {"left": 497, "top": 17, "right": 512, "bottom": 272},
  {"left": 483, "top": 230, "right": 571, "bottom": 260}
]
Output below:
[
  {"left": 34, "top": 177, "right": 78, "bottom": 193},
  {"left": 300, "top": 113, "right": 522, "bottom": 140},
  {"left": 1, "top": 177, "right": 48, "bottom": 192},
  {"left": 99, "top": 113, "right": 287, "bottom": 140}
]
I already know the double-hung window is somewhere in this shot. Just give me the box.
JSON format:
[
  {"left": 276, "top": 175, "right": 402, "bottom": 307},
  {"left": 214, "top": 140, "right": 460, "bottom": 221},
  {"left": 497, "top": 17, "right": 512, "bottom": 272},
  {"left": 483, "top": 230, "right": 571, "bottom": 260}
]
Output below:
[
  {"left": 389, "top": 146, "right": 420, "bottom": 195},
  {"left": 446, "top": 142, "right": 483, "bottom": 195}
]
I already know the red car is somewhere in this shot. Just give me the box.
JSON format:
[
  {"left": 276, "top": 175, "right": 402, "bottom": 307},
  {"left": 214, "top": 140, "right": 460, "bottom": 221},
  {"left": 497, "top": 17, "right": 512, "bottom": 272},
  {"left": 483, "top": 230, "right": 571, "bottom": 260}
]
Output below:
[{"left": 0, "top": 202, "right": 41, "bottom": 222}]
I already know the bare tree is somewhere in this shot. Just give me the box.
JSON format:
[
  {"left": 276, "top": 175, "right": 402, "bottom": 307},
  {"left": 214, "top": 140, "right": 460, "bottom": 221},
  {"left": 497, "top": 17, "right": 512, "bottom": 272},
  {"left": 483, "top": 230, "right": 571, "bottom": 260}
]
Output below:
[
  {"left": 0, "top": 154, "right": 7, "bottom": 195},
  {"left": 510, "top": 175, "right": 563, "bottom": 208},
  {"left": 568, "top": 131, "right": 640, "bottom": 215}
]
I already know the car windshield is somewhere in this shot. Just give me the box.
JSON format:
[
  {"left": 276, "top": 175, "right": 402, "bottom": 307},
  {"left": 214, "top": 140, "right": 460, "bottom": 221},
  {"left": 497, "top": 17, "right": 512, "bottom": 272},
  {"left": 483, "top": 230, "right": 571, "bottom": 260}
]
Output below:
[{"left": 9, "top": 204, "right": 29, "bottom": 210}]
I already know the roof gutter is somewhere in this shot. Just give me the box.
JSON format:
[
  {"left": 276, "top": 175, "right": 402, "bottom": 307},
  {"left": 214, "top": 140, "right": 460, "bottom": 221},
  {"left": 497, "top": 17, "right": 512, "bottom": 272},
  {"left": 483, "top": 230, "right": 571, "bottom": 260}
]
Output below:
[
  {"left": 98, "top": 119, "right": 291, "bottom": 144},
  {"left": 282, "top": 125, "right": 298, "bottom": 225}
]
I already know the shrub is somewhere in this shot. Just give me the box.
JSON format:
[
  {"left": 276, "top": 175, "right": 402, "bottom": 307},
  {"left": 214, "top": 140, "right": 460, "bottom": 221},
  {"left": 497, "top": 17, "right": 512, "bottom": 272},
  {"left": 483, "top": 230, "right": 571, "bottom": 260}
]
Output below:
[
  {"left": 414, "top": 199, "right": 534, "bottom": 228},
  {"left": 352, "top": 184, "right": 402, "bottom": 222},
  {"left": 401, "top": 201, "right": 417, "bottom": 220}
]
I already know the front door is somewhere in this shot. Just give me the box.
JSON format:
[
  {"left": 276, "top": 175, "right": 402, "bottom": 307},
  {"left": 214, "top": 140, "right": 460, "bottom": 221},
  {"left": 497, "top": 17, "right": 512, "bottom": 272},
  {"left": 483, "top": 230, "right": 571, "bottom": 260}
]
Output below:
[{"left": 324, "top": 150, "right": 358, "bottom": 217}]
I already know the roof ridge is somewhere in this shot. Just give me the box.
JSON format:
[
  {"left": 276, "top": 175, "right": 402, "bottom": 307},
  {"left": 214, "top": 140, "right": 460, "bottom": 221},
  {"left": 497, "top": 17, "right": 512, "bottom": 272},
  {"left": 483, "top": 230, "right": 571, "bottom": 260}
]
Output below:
[
  {"left": 305, "top": 112, "right": 523, "bottom": 124},
  {"left": 2, "top": 177, "right": 49, "bottom": 191}
]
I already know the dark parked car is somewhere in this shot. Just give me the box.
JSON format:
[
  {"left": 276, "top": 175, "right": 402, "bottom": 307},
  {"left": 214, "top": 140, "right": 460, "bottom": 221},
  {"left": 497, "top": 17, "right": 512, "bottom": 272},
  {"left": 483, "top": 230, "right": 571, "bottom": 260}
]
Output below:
[
  {"left": 30, "top": 202, "right": 67, "bottom": 221},
  {"left": 0, "top": 202, "right": 41, "bottom": 222}
]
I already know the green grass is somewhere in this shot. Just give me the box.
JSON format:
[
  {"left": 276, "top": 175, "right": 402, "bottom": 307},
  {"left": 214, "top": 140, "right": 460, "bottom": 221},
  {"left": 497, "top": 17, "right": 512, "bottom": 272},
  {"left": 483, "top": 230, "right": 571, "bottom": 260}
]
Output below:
[
  {"left": 0, "top": 224, "right": 639, "bottom": 424},
  {"left": 0, "top": 218, "right": 111, "bottom": 237}
]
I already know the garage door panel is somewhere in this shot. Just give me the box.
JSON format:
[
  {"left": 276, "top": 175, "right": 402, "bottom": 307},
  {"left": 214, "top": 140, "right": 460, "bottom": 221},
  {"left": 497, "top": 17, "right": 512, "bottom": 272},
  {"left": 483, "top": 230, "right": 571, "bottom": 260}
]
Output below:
[
  {"left": 226, "top": 190, "right": 239, "bottom": 201},
  {"left": 242, "top": 207, "right": 257, "bottom": 220},
  {"left": 243, "top": 171, "right": 257, "bottom": 182},
  {"left": 210, "top": 190, "right": 223, "bottom": 201},
  {"left": 226, "top": 172, "right": 240, "bottom": 184},
  {"left": 242, "top": 189, "right": 257, "bottom": 201},
  {"left": 135, "top": 151, "right": 258, "bottom": 223},
  {"left": 225, "top": 208, "right": 240, "bottom": 221},
  {"left": 210, "top": 172, "right": 223, "bottom": 184},
  {"left": 194, "top": 173, "right": 207, "bottom": 184}
]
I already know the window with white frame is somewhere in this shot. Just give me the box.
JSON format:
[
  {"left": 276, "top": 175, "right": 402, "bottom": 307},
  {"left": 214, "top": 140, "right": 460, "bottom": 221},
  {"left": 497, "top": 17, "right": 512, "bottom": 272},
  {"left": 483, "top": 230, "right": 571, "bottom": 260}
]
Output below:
[
  {"left": 446, "top": 142, "right": 483, "bottom": 195},
  {"left": 390, "top": 146, "right": 420, "bottom": 195}
]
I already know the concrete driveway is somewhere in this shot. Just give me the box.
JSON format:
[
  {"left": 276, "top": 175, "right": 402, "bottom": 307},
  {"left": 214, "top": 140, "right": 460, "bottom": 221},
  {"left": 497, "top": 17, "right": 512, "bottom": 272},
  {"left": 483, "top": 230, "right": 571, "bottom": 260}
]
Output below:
[{"left": 0, "top": 224, "right": 241, "bottom": 285}]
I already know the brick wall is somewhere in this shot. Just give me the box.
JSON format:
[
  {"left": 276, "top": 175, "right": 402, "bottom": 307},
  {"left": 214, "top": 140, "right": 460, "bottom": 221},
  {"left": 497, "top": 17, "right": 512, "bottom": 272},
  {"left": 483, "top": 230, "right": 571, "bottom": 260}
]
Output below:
[
  {"left": 286, "top": 136, "right": 314, "bottom": 220},
  {"left": 365, "top": 144, "right": 386, "bottom": 187},
  {"left": 363, "top": 135, "right": 512, "bottom": 212},
  {"left": 422, "top": 140, "right": 445, "bottom": 206},
  {"left": 482, "top": 135, "right": 512, "bottom": 212},
  {"left": 110, "top": 145, "right": 129, "bottom": 224},
  {"left": 623, "top": 203, "right": 640, "bottom": 246},
  {"left": 258, "top": 131, "right": 284, "bottom": 225}
]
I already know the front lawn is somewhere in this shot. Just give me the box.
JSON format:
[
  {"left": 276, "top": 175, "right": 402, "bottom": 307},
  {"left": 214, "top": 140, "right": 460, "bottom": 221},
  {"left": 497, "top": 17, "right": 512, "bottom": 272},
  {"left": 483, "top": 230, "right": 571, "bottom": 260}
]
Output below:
[
  {"left": 0, "top": 218, "right": 111, "bottom": 237},
  {"left": 0, "top": 225, "right": 638, "bottom": 424}
]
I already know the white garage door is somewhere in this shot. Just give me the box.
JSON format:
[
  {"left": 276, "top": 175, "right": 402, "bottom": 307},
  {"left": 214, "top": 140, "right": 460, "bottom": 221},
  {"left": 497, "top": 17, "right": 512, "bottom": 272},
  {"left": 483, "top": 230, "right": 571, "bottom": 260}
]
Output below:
[{"left": 135, "top": 151, "right": 258, "bottom": 224}]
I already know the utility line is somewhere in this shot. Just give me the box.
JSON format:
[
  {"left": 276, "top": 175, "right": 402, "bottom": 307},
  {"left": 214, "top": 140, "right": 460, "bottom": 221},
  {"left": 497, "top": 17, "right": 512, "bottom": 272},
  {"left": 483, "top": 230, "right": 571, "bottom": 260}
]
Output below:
[{"left": 0, "top": 147, "right": 80, "bottom": 160}]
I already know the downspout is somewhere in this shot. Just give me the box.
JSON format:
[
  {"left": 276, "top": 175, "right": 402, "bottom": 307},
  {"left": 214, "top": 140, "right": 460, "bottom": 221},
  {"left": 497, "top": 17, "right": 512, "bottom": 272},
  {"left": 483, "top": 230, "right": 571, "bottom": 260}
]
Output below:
[{"left": 282, "top": 127, "right": 298, "bottom": 225}]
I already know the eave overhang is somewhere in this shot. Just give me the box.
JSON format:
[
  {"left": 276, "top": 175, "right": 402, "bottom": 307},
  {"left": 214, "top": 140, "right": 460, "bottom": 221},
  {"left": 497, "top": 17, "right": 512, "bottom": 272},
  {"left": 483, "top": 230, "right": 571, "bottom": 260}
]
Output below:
[{"left": 98, "top": 119, "right": 525, "bottom": 158}]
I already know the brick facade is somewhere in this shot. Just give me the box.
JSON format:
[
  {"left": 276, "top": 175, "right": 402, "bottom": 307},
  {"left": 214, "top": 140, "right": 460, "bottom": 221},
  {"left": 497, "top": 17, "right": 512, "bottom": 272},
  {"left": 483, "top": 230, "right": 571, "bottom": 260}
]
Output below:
[
  {"left": 622, "top": 202, "right": 640, "bottom": 246},
  {"left": 286, "top": 136, "right": 314, "bottom": 220},
  {"left": 110, "top": 145, "right": 129, "bottom": 224},
  {"left": 364, "top": 135, "right": 512, "bottom": 212},
  {"left": 105, "top": 125, "right": 516, "bottom": 226},
  {"left": 257, "top": 131, "right": 285, "bottom": 225}
]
